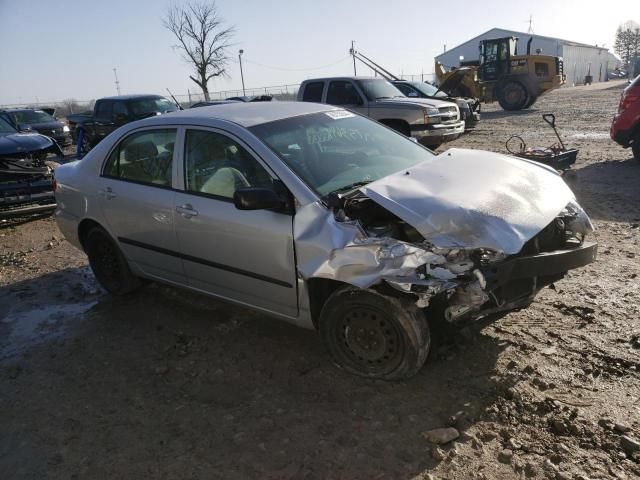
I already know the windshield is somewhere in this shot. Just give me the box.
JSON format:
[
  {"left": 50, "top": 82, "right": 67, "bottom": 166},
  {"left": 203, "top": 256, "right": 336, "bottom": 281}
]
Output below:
[
  {"left": 355, "top": 79, "right": 404, "bottom": 101},
  {"left": 250, "top": 111, "right": 435, "bottom": 197},
  {"left": 0, "top": 116, "right": 18, "bottom": 134},
  {"left": 409, "top": 82, "right": 446, "bottom": 98},
  {"left": 128, "top": 97, "right": 178, "bottom": 116},
  {"left": 9, "top": 110, "right": 56, "bottom": 125}
]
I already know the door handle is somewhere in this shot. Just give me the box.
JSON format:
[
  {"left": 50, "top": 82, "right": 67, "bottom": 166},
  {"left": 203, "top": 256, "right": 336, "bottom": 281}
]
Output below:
[
  {"left": 100, "top": 187, "right": 116, "bottom": 200},
  {"left": 176, "top": 204, "right": 198, "bottom": 218}
]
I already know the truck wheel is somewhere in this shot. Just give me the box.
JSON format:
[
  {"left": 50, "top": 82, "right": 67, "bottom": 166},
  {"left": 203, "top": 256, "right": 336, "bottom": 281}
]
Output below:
[
  {"left": 85, "top": 226, "right": 141, "bottom": 295},
  {"left": 76, "top": 129, "right": 92, "bottom": 159},
  {"left": 524, "top": 95, "right": 538, "bottom": 109},
  {"left": 497, "top": 81, "right": 529, "bottom": 111},
  {"left": 319, "top": 287, "right": 430, "bottom": 380}
]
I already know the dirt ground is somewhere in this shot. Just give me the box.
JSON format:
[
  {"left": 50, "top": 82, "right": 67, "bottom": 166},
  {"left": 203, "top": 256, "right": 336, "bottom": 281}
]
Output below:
[{"left": 1, "top": 80, "right": 639, "bottom": 480}]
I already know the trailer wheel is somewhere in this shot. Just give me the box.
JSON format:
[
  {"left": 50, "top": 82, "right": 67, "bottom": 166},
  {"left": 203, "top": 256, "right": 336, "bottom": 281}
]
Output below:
[
  {"left": 319, "top": 287, "right": 430, "bottom": 380},
  {"left": 497, "top": 81, "right": 529, "bottom": 111}
]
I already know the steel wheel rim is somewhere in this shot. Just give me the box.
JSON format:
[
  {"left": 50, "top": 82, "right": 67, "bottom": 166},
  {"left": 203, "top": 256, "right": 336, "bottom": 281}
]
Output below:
[{"left": 335, "top": 305, "right": 405, "bottom": 374}]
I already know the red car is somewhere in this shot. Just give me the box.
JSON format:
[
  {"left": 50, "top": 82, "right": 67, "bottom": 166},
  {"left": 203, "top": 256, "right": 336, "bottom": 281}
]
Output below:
[{"left": 611, "top": 75, "right": 640, "bottom": 161}]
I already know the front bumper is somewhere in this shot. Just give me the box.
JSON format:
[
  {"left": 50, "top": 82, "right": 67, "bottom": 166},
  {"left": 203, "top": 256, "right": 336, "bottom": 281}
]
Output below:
[
  {"left": 487, "top": 241, "right": 597, "bottom": 288},
  {"left": 411, "top": 121, "right": 465, "bottom": 146}
]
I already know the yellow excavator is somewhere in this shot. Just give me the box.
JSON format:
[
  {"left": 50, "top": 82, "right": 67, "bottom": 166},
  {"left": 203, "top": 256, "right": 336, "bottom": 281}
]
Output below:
[{"left": 435, "top": 36, "right": 565, "bottom": 110}]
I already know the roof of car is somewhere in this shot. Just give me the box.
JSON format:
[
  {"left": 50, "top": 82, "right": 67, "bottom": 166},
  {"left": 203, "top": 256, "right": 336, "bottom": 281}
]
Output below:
[
  {"left": 1, "top": 107, "right": 49, "bottom": 112},
  {"left": 137, "top": 101, "right": 339, "bottom": 128},
  {"left": 303, "top": 76, "right": 383, "bottom": 82},
  {"left": 99, "top": 94, "right": 165, "bottom": 101}
]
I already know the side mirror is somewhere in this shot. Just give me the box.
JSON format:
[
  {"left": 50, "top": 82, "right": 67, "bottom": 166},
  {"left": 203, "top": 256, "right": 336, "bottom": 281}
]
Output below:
[{"left": 233, "top": 187, "right": 284, "bottom": 211}]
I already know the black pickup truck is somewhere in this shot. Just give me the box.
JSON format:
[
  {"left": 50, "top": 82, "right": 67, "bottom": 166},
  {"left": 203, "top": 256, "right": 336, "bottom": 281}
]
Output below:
[{"left": 67, "top": 95, "right": 178, "bottom": 157}]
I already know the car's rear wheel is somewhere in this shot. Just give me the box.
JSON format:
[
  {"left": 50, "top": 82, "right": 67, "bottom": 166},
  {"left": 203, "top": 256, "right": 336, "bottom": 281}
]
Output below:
[
  {"left": 319, "top": 287, "right": 430, "bottom": 380},
  {"left": 85, "top": 226, "right": 141, "bottom": 295}
]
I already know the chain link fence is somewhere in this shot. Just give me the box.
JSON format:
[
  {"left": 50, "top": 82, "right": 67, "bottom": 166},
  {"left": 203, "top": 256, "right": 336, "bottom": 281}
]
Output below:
[{"left": 0, "top": 74, "right": 436, "bottom": 118}]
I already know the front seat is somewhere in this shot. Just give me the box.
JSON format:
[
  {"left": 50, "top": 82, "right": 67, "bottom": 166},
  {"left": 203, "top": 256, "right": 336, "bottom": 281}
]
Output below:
[{"left": 200, "top": 167, "right": 249, "bottom": 198}]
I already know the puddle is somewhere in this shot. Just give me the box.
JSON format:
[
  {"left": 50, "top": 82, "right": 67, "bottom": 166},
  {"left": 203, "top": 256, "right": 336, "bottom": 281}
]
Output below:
[{"left": 0, "top": 300, "right": 97, "bottom": 360}]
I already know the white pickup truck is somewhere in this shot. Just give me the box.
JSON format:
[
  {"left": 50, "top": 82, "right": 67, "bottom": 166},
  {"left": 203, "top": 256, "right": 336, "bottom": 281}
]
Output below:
[{"left": 297, "top": 77, "right": 465, "bottom": 148}]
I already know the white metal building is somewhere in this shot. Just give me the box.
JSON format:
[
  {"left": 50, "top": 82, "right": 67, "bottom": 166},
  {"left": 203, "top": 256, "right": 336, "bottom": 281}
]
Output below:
[{"left": 435, "top": 28, "right": 612, "bottom": 85}]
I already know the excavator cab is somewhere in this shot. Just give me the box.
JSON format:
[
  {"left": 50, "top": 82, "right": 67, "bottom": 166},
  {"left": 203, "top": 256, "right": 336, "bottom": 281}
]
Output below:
[{"left": 479, "top": 37, "right": 517, "bottom": 81}]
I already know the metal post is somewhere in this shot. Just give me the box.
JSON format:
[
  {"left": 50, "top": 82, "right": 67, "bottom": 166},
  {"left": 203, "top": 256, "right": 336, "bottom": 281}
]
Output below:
[
  {"left": 238, "top": 49, "right": 246, "bottom": 96},
  {"left": 113, "top": 68, "right": 121, "bottom": 95},
  {"left": 351, "top": 41, "right": 357, "bottom": 76}
]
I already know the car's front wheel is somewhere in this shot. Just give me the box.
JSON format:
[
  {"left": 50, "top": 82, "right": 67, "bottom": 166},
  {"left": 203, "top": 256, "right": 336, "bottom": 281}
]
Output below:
[
  {"left": 319, "top": 287, "right": 430, "bottom": 380},
  {"left": 85, "top": 226, "right": 141, "bottom": 295}
]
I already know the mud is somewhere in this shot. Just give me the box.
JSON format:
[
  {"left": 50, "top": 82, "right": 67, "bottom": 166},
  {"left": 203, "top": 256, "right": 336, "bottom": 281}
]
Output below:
[{"left": 1, "top": 80, "right": 639, "bottom": 479}]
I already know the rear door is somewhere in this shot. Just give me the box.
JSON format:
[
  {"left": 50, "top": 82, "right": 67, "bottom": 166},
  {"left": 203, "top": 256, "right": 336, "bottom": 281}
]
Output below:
[
  {"left": 97, "top": 127, "right": 185, "bottom": 284},
  {"left": 174, "top": 127, "right": 298, "bottom": 317}
]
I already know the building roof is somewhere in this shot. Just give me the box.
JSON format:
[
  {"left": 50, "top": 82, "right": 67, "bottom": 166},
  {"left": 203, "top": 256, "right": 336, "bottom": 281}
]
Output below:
[{"left": 435, "top": 27, "right": 608, "bottom": 60}]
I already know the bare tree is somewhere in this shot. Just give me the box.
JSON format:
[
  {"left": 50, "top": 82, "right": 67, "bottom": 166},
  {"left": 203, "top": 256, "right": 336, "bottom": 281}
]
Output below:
[{"left": 164, "top": 1, "right": 234, "bottom": 101}]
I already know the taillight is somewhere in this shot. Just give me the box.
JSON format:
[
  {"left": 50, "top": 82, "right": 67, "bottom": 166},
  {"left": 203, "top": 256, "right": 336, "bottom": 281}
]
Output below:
[{"left": 619, "top": 87, "right": 640, "bottom": 112}]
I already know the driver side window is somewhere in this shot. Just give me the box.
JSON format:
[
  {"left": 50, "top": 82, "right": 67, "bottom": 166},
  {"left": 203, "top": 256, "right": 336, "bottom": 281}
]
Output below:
[
  {"left": 184, "top": 130, "right": 274, "bottom": 200},
  {"left": 327, "top": 81, "right": 363, "bottom": 106}
]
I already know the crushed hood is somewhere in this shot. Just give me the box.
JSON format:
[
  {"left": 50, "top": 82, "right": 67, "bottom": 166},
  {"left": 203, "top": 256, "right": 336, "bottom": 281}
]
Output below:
[{"left": 359, "top": 148, "right": 575, "bottom": 254}]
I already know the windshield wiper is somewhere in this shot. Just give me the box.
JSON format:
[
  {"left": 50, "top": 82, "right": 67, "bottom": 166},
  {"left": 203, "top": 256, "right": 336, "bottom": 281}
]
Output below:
[{"left": 330, "top": 181, "right": 371, "bottom": 195}]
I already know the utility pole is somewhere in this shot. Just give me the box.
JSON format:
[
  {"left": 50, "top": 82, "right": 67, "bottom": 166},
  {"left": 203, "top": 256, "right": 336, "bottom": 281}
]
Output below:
[
  {"left": 527, "top": 14, "right": 534, "bottom": 34},
  {"left": 113, "top": 68, "right": 121, "bottom": 95},
  {"left": 350, "top": 40, "right": 357, "bottom": 76},
  {"left": 238, "top": 49, "right": 246, "bottom": 96}
]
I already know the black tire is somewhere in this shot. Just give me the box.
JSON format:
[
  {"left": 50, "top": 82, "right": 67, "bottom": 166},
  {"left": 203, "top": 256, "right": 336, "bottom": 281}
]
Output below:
[
  {"left": 497, "top": 81, "right": 529, "bottom": 111},
  {"left": 632, "top": 136, "right": 640, "bottom": 162},
  {"left": 85, "top": 226, "right": 141, "bottom": 295},
  {"left": 318, "top": 287, "right": 430, "bottom": 380},
  {"left": 523, "top": 95, "right": 538, "bottom": 109}
]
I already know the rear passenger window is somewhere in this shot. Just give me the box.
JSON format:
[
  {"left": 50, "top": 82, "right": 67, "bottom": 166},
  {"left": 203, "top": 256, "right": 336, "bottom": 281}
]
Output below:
[
  {"left": 184, "top": 130, "right": 274, "bottom": 200},
  {"left": 302, "top": 82, "right": 324, "bottom": 102},
  {"left": 103, "top": 129, "right": 176, "bottom": 187}
]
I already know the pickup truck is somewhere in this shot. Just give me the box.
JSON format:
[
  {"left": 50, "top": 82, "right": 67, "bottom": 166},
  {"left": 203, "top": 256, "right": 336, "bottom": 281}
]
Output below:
[
  {"left": 67, "top": 94, "right": 178, "bottom": 157},
  {"left": 297, "top": 77, "right": 465, "bottom": 147}
]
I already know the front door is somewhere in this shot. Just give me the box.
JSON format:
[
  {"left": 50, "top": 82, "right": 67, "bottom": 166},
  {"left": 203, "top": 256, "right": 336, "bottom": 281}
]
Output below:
[
  {"left": 98, "top": 127, "right": 185, "bottom": 284},
  {"left": 174, "top": 128, "right": 298, "bottom": 317}
]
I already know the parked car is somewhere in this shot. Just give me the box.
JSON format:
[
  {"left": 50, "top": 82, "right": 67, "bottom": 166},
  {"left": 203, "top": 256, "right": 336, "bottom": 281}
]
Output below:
[
  {"left": 0, "top": 108, "right": 72, "bottom": 146},
  {"left": 611, "top": 74, "right": 640, "bottom": 161},
  {"left": 392, "top": 80, "right": 480, "bottom": 130},
  {"left": 66, "top": 95, "right": 178, "bottom": 157},
  {"left": 0, "top": 116, "right": 62, "bottom": 217},
  {"left": 298, "top": 77, "right": 464, "bottom": 148},
  {"left": 54, "top": 102, "right": 596, "bottom": 380}
]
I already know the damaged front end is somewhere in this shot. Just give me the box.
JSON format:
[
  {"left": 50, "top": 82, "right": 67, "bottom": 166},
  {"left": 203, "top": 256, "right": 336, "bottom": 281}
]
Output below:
[
  {"left": 0, "top": 134, "right": 62, "bottom": 218},
  {"left": 296, "top": 148, "right": 596, "bottom": 326}
]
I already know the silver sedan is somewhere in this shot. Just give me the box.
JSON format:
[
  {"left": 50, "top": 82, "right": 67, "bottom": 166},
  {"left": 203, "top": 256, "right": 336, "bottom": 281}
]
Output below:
[{"left": 54, "top": 102, "right": 596, "bottom": 380}]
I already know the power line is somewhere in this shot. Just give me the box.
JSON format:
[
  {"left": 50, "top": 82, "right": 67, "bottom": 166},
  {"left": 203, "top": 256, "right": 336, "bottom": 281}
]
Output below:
[{"left": 237, "top": 56, "right": 350, "bottom": 72}]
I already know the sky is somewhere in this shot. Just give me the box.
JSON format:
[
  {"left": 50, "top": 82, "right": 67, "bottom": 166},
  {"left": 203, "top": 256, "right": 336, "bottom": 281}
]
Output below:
[{"left": 0, "top": 0, "right": 636, "bottom": 105}]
